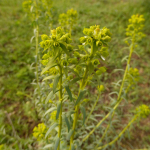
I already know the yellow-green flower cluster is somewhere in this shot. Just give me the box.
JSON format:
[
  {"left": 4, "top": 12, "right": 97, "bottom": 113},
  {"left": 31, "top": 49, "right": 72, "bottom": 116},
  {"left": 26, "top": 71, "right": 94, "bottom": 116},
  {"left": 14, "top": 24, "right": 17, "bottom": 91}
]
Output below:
[
  {"left": 40, "top": 27, "right": 72, "bottom": 51},
  {"left": 59, "top": 9, "right": 78, "bottom": 31},
  {"left": 136, "top": 104, "right": 150, "bottom": 118},
  {"left": 41, "top": 0, "right": 53, "bottom": 19},
  {"left": 33, "top": 123, "right": 47, "bottom": 141},
  {"left": 22, "top": 0, "right": 32, "bottom": 13},
  {"left": 59, "top": 13, "right": 68, "bottom": 27},
  {"left": 126, "top": 14, "right": 145, "bottom": 40},
  {"left": 80, "top": 25, "right": 112, "bottom": 47},
  {"left": 126, "top": 68, "right": 139, "bottom": 87},
  {"left": 67, "top": 9, "right": 78, "bottom": 26}
]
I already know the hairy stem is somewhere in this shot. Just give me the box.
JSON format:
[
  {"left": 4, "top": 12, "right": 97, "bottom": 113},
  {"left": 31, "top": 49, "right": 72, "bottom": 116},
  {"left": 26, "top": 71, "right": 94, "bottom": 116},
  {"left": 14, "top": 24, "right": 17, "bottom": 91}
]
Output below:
[{"left": 58, "top": 64, "right": 63, "bottom": 150}]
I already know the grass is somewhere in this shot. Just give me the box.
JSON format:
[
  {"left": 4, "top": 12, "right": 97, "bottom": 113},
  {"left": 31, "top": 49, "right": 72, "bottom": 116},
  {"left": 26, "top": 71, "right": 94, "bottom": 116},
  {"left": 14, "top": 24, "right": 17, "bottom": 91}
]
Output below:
[{"left": 0, "top": 0, "right": 150, "bottom": 149}]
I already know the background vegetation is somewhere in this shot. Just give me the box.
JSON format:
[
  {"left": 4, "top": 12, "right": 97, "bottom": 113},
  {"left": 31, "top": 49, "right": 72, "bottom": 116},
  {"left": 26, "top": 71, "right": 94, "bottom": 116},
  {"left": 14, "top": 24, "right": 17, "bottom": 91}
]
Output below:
[{"left": 0, "top": 0, "right": 150, "bottom": 149}]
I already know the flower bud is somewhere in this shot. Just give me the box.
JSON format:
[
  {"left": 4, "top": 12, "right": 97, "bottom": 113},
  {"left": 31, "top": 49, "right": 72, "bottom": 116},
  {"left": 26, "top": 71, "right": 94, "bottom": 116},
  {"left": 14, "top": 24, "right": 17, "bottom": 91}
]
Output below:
[
  {"left": 96, "top": 41, "right": 102, "bottom": 47},
  {"left": 87, "top": 37, "right": 93, "bottom": 44},
  {"left": 82, "top": 55, "right": 88, "bottom": 61},
  {"left": 80, "top": 37, "right": 86, "bottom": 43},
  {"left": 62, "top": 60, "right": 68, "bottom": 66},
  {"left": 102, "top": 36, "right": 111, "bottom": 42},
  {"left": 52, "top": 35, "right": 57, "bottom": 41},
  {"left": 41, "top": 34, "right": 49, "bottom": 41},
  {"left": 54, "top": 42, "right": 60, "bottom": 47},
  {"left": 92, "top": 59, "right": 100, "bottom": 66}
]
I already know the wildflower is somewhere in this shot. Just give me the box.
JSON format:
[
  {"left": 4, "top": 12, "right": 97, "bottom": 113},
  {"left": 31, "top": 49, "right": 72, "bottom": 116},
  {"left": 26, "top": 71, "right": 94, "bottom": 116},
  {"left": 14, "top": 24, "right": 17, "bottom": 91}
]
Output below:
[
  {"left": 33, "top": 123, "right": 47, "bottom": 141},
  {"left": 136, "top": 105, "right": 150, "bottom": 118}
]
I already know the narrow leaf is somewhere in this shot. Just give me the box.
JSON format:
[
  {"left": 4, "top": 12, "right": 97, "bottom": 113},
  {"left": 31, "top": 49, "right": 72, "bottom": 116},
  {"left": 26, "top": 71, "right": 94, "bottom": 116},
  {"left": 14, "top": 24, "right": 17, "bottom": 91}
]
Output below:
[
  {"left": 59, "top": 42, "right": 69, "bottom": 55},
  {"left": 45, "top": 123, "right": 58, "bottom": 138},
  {"left": 80, "top": 106, "right": 86, "bottom": 125},
  {"left": 53, "top": 75, "right": 60, "bottom": 93},
  {"left": 42, "top": 75, "right": 55, "bottom": 81},
  {"left": 43, "top": 144, "right": 53, "bottom": 149},
  {"left": 65, "top": 116, "right": 70, "bottom": 132},
  {"left": 69, "top": 77, "right": 82, "bottom": 86},
  {"left": 56, "top": 102, "right": 62, "bottom": 120},
  {"left": 44, "top": 107, "right": 56, "bottom": 116},
  {"left": 45, "top": 91, "right": 54, "bottom": 103},
  {"left": 67, "top": 129, "right": 74, "bottom": 140},
  {"left": 65, "top": 85, "right": 72, "bottom": 101},
  {"left": 54, "top": 137, "right": 60, "bottom": 150},
  {"left": 75, "top": 90, "right": 86, "bottom": 106}
]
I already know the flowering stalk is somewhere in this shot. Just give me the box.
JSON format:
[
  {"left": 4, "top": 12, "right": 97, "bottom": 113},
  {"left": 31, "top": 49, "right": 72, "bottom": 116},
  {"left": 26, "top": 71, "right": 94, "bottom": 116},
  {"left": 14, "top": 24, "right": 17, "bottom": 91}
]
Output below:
[
  {"left": 82, "top": 14, "right": 145, "bottom": 143},
  {"left": 69, "top": 25, "right": 112, "bottom": 149},
  {"left": 58, "top": 64, "right": 62, "bottom": 150},
  {"left": 69, "top": 63, "right": 89, "bottom": 150}
]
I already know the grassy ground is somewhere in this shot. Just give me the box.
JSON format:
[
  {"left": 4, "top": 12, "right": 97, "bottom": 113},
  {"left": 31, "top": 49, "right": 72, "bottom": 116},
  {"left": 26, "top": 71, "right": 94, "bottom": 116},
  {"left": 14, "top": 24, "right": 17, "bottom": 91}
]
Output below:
[{"left": 0, "top": 0, "right": 150, "bottom": 149}]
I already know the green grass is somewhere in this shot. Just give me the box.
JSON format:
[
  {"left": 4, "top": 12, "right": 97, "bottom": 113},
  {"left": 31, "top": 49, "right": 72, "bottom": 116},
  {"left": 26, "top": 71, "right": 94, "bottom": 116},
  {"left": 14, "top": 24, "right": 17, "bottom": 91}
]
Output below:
[{"left": 0, "top": 0, "right": 150, "bottom": 149}]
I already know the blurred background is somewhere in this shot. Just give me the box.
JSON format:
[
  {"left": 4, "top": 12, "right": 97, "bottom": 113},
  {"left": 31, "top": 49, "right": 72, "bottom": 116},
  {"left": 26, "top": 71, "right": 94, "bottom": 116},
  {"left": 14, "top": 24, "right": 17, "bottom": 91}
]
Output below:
[{"left": 0, "top": 0, "right": 150, "bottom": 149}]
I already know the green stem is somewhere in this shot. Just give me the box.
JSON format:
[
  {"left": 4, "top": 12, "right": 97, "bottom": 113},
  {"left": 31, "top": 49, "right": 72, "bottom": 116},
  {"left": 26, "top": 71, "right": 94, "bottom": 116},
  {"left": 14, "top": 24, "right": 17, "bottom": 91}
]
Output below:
[
  {"left": 58, "top": 64, "right": 63, "bottom": 150},
  {"left": 69, "top": 43, "right": 94, "bottom": 149},
  {"left": 69, "top": 65, "right": 88, "bottom": 150},
  {"left": 97, "top": 115, "right": 138, "bottom": 149},
  {"left": 35, "top": 25, "right": 40, "bottom": 93},
  {"left": 82, "top": 39, "right": 135, "bottom": 142}
]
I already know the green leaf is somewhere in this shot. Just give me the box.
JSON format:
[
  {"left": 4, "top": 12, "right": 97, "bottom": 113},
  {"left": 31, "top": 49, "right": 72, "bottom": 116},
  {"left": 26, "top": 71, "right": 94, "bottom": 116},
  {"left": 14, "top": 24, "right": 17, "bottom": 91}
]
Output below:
[
  {"left": 45, "top": 123, "right": 58, "bottom": 138},
  {"left": 56, "top": 102, "right": 62, "bottom": 120},
  {"left": 68, "top": 67, "right": 79, "bottom": 76},
  {"left": 54, "top": 137, "right": 60, "bottom": 150},
  {"left": 67, "top": 129, "right": 74, "bottom": 140},
  {"left": 88, "top": 62, "right": 94, "bottom": 75},
  {"left": 43, "top": 144, "right": 53, "bottom": 149},
  {"left": 53, "top": 74, "right": 60, "bottom": 93},
  {"left": 42, "top": 75, "right": 55, "bottom": 81},
  {"left": 41, "top": 57, "right": 57, "bottom": 75},
  {"left": 44, "top": 107, "right": 56, "bottom": 116},
  {"left": 63, "top": 67, "right": 68, "bottom": 78},
  {"left": 59, "top": 42, "right": 69, "bottom": 55},
  {"left": 45, "top": 91, "right": 54, "bottom": 103},
  {"left": 65, "top": 85, "right": 72, "bottom": 102},
  {"left": 69, "top": 77, "right": 82, "bottom": 86},
  {"left": 75, "top": 90, "right": 86, "bottom": 106},
  {"left": 65, "top": 116, "right": 70, "bottom": 132},
  {"left": 80, "top": 106, "right": 86, "bottom": 125}
]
